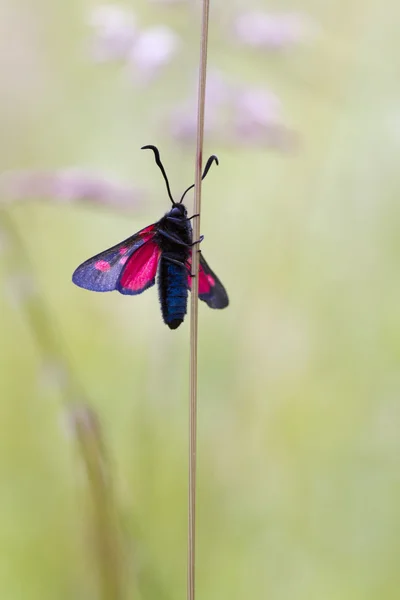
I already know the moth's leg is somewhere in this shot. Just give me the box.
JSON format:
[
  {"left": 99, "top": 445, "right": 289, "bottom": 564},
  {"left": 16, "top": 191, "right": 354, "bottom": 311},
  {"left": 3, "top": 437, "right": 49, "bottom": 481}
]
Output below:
[
  {"left": 163, "top": 256, "right": 197, "bottom": 283},
  {"left": 158, "top": 229, "right": 204, "bottom": 247},
  {"left": 158, "top": 229, "right": 190, "bottom": 246},
  {"left": 185, "top": 262, "right": 200, "bottom": 279},
  {"left": 189, "top": 236, "right": 204, "bottom": 247}
]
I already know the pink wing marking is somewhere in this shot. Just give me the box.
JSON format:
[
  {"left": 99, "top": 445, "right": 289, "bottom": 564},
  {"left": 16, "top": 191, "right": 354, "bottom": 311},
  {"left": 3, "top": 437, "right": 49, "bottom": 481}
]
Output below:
[
  {"left": 198, "top": 264, "right": 213, "bottom": 294},
  {"left": 187, "top": 259, "right": 213, "bottom": 294},
  {"left": 119, "top": 241, "right": 161, "bottom": 291},
  {"left": 95, "top": 260, "right": 111, "bottom": 272},
  {"left": 119, "top": 247, "right": 128, "bottom": 255},
  {"left": 140, "top": 224, "right": 156, "bottom": 241},
  {"left": 206, "top": 273, "right": 215, "bottom": 286},
  {"left": 119, "top": 256, "right": 128, "bottom": 265}
]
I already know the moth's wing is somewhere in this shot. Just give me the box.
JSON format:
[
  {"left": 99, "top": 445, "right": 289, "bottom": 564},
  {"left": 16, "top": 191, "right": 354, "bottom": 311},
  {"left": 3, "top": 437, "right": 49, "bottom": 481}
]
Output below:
[
  {"left": 187, "top": 252, "right": 229, "bottom": 309},
  {"left": 117, "top": 239, "right": 161, "bottom": 295},
  {"left": 72, "top": 224, "right": 156, "bottom": 292}
]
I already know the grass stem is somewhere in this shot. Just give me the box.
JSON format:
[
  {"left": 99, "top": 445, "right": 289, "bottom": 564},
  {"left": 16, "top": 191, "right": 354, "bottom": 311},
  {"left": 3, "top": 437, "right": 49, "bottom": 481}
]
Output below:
[{"left": 188, "top": 2, "right": 211, "bottom": 600}]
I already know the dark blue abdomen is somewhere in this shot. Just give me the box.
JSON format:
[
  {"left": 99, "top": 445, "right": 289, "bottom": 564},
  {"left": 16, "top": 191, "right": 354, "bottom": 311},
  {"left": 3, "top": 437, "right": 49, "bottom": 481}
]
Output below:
[{"left": 158, "top": 257, "right": 188, "bottom": 329}]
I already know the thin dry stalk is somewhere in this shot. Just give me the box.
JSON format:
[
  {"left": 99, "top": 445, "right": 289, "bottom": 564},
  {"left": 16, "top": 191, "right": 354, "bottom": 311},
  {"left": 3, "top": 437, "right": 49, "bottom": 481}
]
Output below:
[{"left": 188, "top": 2, "right": 211, "bottom": 600}]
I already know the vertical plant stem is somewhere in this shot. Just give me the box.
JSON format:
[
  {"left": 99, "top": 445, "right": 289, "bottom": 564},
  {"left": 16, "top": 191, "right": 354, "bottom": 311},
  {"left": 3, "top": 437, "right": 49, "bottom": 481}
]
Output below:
[{"left": 188, "top": 2, "right": 211, "bottom": 600}]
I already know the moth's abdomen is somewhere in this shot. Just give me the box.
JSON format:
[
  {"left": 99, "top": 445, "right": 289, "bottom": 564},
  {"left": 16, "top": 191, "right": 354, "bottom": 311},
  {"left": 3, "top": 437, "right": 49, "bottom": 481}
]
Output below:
[{"left": 158, "top": 257, "right": 188, "bottom": 329}]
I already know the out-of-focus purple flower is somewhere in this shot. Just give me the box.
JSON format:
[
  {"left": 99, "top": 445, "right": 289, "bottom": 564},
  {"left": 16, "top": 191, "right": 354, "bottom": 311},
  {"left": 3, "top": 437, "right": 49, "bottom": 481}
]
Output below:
[
  {"left": 234, "top": 11, "right": 316, "bottom": 50},
  {"left": 88, "top": 5, "right": 180, "bottom": 83},
  {"left": 204, "top": 69, "right": 232, "bottom": 110},
  {"left": 88, "top": 4, "right": 138, "bottom": 62},
  {"left": 235, "top": 88, "right": 282, "bottom": 129},
  {"left": 170, "top": 71, "right": 298, "bottom": 151},
  {"left": 0, "top": 169, "right": 145, "bottom": 209},
  {"left": 170, "top": 101, "right": 216, "bottom": 143},
  {"left": 169, "top": 104, "right": 196, "bottom": 142},
  {"left": 127, "top": 26, "right": 180, "bottom": 84},
  {"left": 170, "top": 70, "right": 231, "bottom": 142},
  {"left": 233, "top": 88, "right": 298, "bottom": 150}
]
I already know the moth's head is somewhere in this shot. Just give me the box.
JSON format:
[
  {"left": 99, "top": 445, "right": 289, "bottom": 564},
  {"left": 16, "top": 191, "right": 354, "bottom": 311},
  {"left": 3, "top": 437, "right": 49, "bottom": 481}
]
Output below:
[{"left": 170, "top": 203, "right": 187, "bottom": 218}]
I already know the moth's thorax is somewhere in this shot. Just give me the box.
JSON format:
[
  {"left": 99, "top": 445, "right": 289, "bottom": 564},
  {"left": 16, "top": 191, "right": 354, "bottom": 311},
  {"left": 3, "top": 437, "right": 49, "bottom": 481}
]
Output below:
[{"left": 156, "top": 203, "right": 192, "bottom": 251}]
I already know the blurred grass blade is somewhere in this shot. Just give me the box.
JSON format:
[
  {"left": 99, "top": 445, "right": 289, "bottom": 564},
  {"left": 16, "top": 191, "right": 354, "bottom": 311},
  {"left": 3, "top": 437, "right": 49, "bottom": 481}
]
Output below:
[{"left": 69, "top": 405, "right": 125, "bottom": 600}]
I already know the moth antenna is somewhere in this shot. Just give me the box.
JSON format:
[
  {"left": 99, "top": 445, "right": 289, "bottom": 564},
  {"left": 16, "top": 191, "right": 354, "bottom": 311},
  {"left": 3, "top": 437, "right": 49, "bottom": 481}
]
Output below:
[
  {"left": 179, "top": 155, "right": 219, "bottom": 204},
  {"left": 141, "top": 145, "right": 175, "bottom": 205}
]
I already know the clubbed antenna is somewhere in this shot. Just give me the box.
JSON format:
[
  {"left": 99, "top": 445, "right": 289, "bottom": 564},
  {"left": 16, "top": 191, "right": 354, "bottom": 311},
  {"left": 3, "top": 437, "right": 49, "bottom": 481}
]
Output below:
[
  {"left": 179, "top": 155, "right": 219, "bottom": 204},
  {"left": 141, "top": 144, "right": 175, "bottom": 204}
]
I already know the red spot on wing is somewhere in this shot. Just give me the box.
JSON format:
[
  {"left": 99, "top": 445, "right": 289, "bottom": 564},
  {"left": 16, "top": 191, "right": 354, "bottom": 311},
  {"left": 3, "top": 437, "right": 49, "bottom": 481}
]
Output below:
[
  {"left": 187, "top": 259, "right": 213, "bottom": 294},
  {"left": 119, "top": 247, "right": 128, "bottom": 255},
  {"left": 207, "top": 274, "right": 215, "bottom": 286},
  {"left": 95, "top": 260, "right": 111, "bottom": 272},
  {"left": 140, "top": 224, "right": 156, "bottom": 242},
  {"left": 198, "top": 264, "right": 212, "bottom": 294},
  {"left": 119, "top": 241, "right": 161, "bottom": 291}
]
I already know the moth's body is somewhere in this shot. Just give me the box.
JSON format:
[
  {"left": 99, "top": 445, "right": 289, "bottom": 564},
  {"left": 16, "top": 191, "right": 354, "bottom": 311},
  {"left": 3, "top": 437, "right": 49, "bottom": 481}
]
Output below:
[
  {"left": 72, "top": 145, "right": 228, "bottom": 329},
  {"left": 156, "top": 204, "right": 192, "bottom": 329}
]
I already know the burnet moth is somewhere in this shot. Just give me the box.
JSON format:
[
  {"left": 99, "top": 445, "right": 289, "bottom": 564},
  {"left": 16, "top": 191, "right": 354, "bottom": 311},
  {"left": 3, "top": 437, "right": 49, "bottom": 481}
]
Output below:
[{"left": 72, "top": 145, "right": 229, "bottom": 329}]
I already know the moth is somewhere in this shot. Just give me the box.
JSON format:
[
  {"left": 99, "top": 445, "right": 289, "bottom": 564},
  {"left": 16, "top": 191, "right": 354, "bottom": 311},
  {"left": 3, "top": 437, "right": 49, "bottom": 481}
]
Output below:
[{"left": 72, "top": 145, "right": 228, "bottom": 329}]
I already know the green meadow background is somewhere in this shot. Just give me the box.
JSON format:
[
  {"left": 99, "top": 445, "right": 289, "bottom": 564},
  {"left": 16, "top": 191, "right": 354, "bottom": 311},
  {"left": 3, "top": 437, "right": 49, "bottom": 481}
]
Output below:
[{"left": 0, "top": 1, "right": 399, "bottom": 599}]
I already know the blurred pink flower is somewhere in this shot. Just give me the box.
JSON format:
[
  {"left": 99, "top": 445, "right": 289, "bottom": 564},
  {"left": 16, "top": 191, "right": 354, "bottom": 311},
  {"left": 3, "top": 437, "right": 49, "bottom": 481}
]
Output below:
[
  {"left": 170, "top": 70, "right": 231, "bottom": 141},
  {"left": 0, "top": 169, "right": 145, "bottom": 208},
  {"left": 204, "top": 69, "right": 232, "bottom": 109},
  {"left": 234, "top": 11, "right": 316, "bottom": 50},
  {"left": 170, "top": 71, "right": 298, "bottom": 151},
  {"left": 127, "top": 26, "right": 180, "bottom": 84},
  {"left": 88, "top": 4, "right": 138, "bottom": 62},
  {"left": 233, "top": 87, "right": 298, "bottom": 150},
  {"left": 236, "top": 88, "right": 282, "bottom": 125},
  {"left": 88, "top": 5, "right": 180, "bottom": 83},
  {"left": 170, "top": 102, "right": 215, "bottom": 143}
]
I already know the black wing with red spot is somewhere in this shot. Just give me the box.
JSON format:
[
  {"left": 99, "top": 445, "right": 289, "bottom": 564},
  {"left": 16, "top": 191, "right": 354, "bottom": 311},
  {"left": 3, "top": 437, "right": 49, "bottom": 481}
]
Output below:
[
  {"left": 72, "top": 224, "right": 157, "bottom": 292},
  {"left": 187, "top": 253, "right": 229, "bottom": 309}
]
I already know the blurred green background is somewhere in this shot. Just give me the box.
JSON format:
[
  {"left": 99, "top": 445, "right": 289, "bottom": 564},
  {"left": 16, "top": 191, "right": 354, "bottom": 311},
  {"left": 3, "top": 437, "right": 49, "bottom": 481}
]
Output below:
[{"left": 0, "top": 0, "right": 399, "bottom": 599}]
